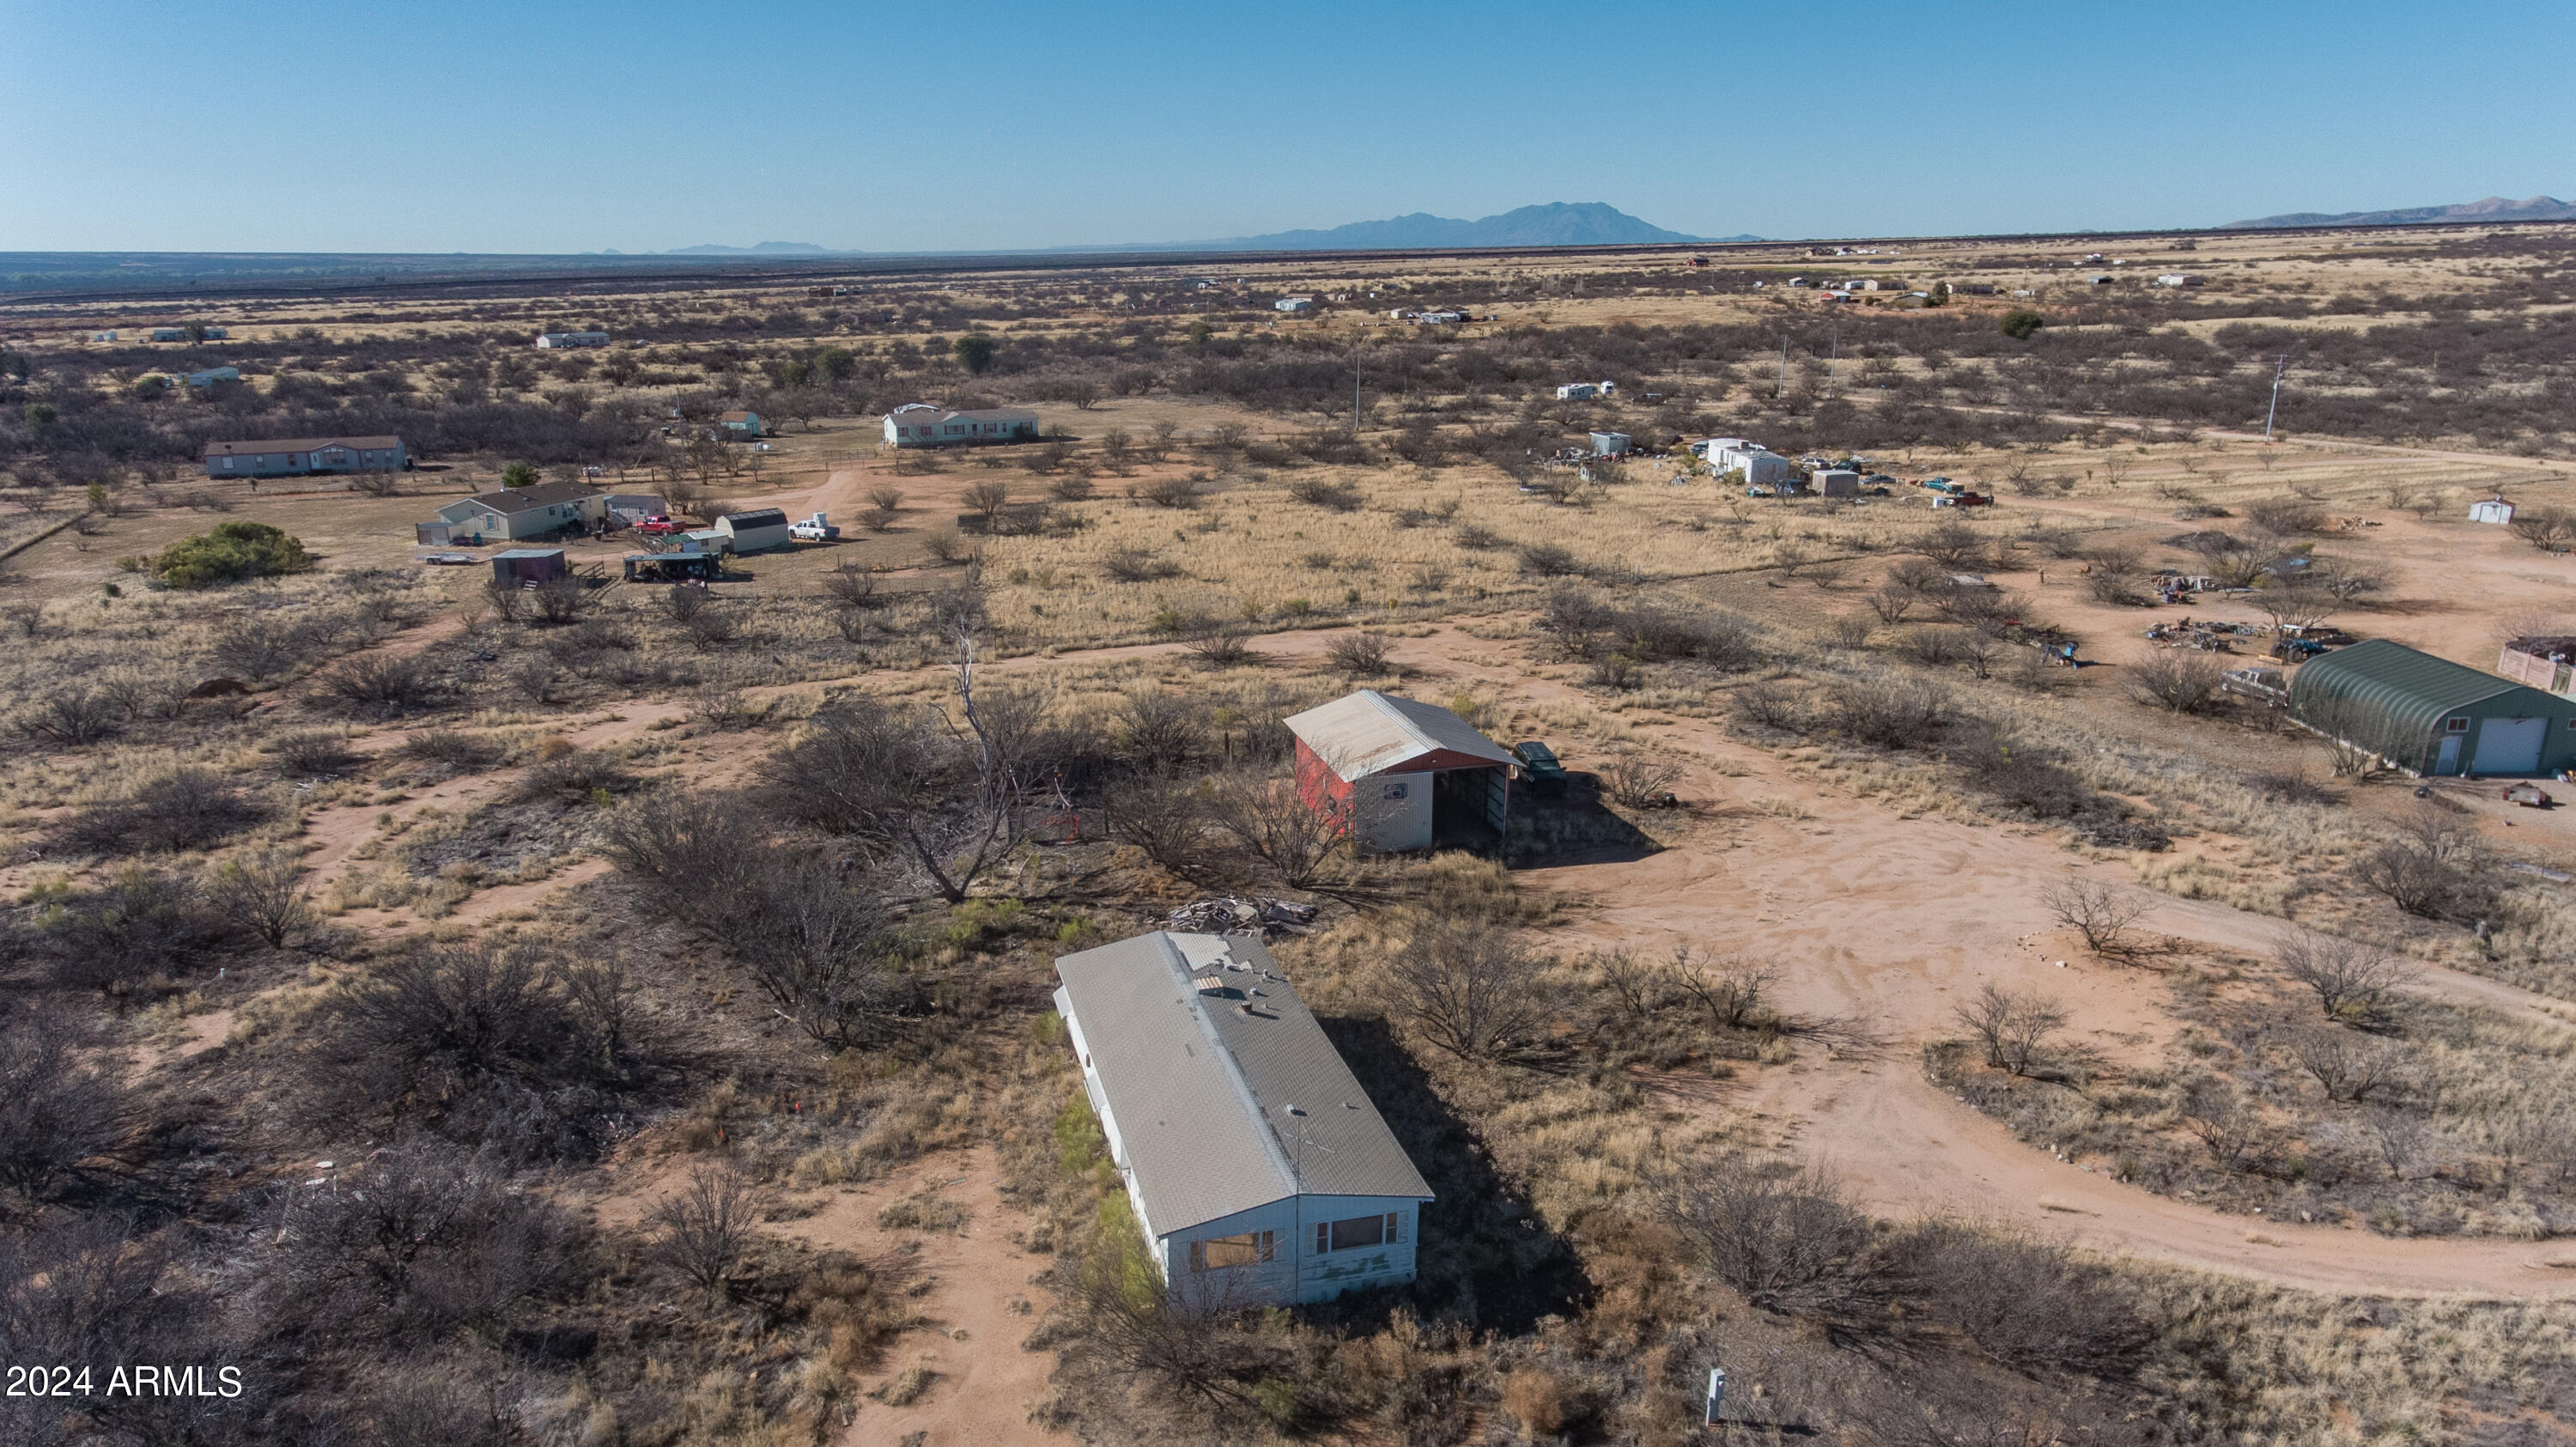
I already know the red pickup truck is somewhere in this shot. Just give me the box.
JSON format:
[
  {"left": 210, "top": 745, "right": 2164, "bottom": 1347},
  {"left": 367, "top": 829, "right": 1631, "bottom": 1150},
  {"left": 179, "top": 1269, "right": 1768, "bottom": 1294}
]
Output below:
[{"left": 634, "top": 515, "right": 681, "bottom": 536}]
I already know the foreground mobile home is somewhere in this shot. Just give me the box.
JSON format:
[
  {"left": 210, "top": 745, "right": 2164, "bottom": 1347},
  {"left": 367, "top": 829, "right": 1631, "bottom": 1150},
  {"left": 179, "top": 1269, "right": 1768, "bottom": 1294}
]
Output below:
[{"left": 1054, "top": 932, "right": 1433, "bottom": 1307}]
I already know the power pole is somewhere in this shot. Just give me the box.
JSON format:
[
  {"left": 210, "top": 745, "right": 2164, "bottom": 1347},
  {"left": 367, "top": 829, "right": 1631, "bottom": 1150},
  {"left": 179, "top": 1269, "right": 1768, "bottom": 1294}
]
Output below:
[
  {"left": 1776, "top": 335, "right": 1788, "bottom": 398},
  {"left": 1352, "top": 337, "right": 1363, "bottom": 437},
  {"left": 1826, "top": 327, "right": 1840, "bottom": 399},
  {"left": 2263, "top": 354, "right": 2287, "bottom": 443}
]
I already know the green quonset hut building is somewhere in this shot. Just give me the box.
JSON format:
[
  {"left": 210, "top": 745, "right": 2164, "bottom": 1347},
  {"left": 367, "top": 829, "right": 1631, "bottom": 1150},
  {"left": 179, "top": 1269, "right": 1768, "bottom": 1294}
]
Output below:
[{"left": 2289, "top": 638, "right": 2576, "bottom": 778}]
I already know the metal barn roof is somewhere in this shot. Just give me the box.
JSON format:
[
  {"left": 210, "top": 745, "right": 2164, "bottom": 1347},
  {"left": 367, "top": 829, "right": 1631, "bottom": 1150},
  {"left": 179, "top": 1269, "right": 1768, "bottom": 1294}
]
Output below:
[
  {"left": 1054, "top": 932, "right": 1431, "bottom": 1236},
  {"left": 2289, "top": 638, "right": 2574, "bottom": 739},
  {"left": 1285, "top": 690, "right": 1516, "bottom": 781}
]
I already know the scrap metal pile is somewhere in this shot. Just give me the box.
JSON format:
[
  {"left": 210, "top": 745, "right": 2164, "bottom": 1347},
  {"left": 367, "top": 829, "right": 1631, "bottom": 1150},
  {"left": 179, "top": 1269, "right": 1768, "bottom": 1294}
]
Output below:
[{"left": 1163, "top": 896, "right": 1321, "bottom": 937}]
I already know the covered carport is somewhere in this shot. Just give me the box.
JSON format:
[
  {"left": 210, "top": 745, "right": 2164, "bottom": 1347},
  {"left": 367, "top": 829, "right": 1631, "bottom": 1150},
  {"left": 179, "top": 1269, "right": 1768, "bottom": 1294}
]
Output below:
[{"left": 1286, "top": 690, "right": 1516, "bottom": 852}]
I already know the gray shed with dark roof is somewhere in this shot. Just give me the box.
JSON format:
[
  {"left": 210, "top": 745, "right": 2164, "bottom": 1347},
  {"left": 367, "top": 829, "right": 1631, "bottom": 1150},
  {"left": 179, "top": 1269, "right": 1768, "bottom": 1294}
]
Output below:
[
  {"left": 1054, "top": 932, "right": 1432, "bottom": 1305},
  {"left": 2290, "top": 638, "right": 2576, "bottom": 777}
]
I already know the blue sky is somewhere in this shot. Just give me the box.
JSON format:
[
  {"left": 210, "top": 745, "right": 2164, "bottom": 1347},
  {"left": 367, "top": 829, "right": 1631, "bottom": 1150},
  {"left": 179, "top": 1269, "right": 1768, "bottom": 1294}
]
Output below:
[{"left": 3, "top": 0, "right": 2570, "bottom": 253}]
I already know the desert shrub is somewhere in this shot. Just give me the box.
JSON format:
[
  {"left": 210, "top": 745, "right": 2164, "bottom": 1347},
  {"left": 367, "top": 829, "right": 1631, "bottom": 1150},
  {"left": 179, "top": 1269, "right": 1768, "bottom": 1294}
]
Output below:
[
  {"left": 302, "top": 941, "right": 650, "bottom": 1162},
  {"left": 323, "top": 653, "right": 440, "bottom": 716},
  {"left": 59, "top": 768, "right": 264, "bottom": 855},
  {"left": 1181, "top": 621, "right": 1255, "bottom": 667},
  {"left": 1902, "top": 626, "right": 1970, "bottom": 667},
  {"left": 400, "top": 730, "right": 504, "bottom": 775},
  {"left": 600, "top": 793, "right": 904, "bottom": 1048},
  {"left": 2353, "top": 802, "right": 2499, "bottom": 922},
  {"left": 1206, "top": 772, "right": 1343, "bottom": 888},
  {"left": 2509, "top": 506, "right": 2576, "bottom": 551},
  {"left": 1953, "top": 982, "right": 2068, "bottom": 1076},
  {"left": 209, "top": 617, "right": 309, "bottom": 681},
  {"left": 513, "top": 747, "right": 635, "bottom": 802},
  {"left": 1616, "top": 605, "right": 1760, "bottom": 669},
  {"left": 1285, "top": 477, "right": 1361, "bottom": 511},
  {"left": 1517, "top": 542, "right": 1583, "bottom": 576},
  {"left": 259, "top": 1142, "right": 586, "bottom": 1347},
  {"left": 2129, "top": 651, "right": 2228, "bottom": 713},
  {"left": 1324, "top": 630, "right": 1396, "bottom": 677},
  {"left": 30, "top": 866, "right": 231, "bottom": 996},
  {"left": 266, "top": 727, "right": 360, "bottom": 775},
  {"left": 1101, "top": 545, "right": 1176, "bottom": 583},
  {"left": 1893, "top": 1222, "right": 2150, "bottom": 1377},
  {"left": 2245, "top": 769, "right": 2334, "bottom": 805},
  {"left": 1108, "top": 769, "right": 1229, "bottom": 880},
  {"left": 1454, "top": 522, "right": 1503, "bottom": 550},
  {"left": 1598, "top": 749, "right": 1686, "bottom": 808},
  {"left": 1916, "top": 520, "right": 1990, "bottom": 569},
  {"left": 1998, "top": 310, "right": 2045, "bottom": 339},
  {"left": 13, "top": 690, "right": 120, "bottom": 745},
  {"left": 2041, "top": 876, "right": 2153, "bottom": 954},
  {"left": 1820, "top": 675, "right": 1953, "bottom": 749},
  {"left": 1657, "top": 1154, "right": 1896, "bottom": 1328},
  {"left": 2277, "top": 930, "right": 2418, "bottom": 1022},
  {"left": 1376, "top": 915, "right": 1552, "bottom": 1060},
  {"left": 649, "top": 1164, "right": 762, "bottom": 1294},
  {"left": 1729, "top": 678, "right": 1807, "bottom": 733},
  {"left": 0, "top": 1007, "right": 127, "bottom": 1198},
  {"left": 205, "top": 848, "right": 315, "bottom": 949},
  {"left": 150, "top": 520, "right": 310, "bottom": 588},
  {"left": 2242, "top": 497, "right": 2325, "bottom": 536},
  {"left": 1116, "top": 689, "right": 1206, "bottom": 770}
]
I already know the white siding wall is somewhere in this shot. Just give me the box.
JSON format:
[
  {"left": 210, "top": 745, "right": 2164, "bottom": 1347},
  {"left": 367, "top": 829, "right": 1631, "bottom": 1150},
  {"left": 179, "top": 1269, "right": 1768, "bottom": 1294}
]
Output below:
[
  {"left": 1350, "top": 772, "right": 1433, "bottom": 852},
  {"left": 1157, "top": 1195, "right": 1424, "bottom": 1306}
]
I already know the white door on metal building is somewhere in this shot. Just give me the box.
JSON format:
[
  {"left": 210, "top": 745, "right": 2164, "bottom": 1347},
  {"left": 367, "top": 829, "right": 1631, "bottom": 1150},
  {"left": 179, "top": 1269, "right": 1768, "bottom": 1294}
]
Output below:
[{"left": 2471, "top": 717, "right": 2546, "bottom": 775}]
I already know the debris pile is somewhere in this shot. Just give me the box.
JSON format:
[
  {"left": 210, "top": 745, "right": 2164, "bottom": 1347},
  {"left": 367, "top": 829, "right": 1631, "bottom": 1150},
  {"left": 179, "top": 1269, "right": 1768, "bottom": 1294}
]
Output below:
[{"left": 1163, "top": 896, "right": 1319, "bottom": 937}]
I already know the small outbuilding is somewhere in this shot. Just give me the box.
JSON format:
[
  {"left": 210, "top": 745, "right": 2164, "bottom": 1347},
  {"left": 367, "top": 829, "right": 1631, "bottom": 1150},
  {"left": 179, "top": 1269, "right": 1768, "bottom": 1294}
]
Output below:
[
  {"left": 1809, "top": 469, "right": 1861, "bottom": 497},
  {"left": 489, "top": 549, "right": 568, "bottom": 587},
  {"left": 1589, "top": 430, "right": 1631, "bottom": 457},
  {"left": 1054, "top": 931, "right": 1433, "bottom": 1308},
  {"left": 1288, "top": 689, "right": 1516, "bottom": 852},
  {"left": 2290, "top": 638, "right": 2576, "bottom": 777},
  {"left": 2470, "top": 496, "right": 2517, "bottom": 526},
  {"left": 714, "top": 508, "right": 793, "bottom": 553},
  {"left": 720, "top": 410, "right": 765, "bottom": 438}
]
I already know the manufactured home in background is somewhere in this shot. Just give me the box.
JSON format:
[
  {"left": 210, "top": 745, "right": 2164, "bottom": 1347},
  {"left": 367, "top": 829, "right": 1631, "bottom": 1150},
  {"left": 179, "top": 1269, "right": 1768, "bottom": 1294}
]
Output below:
[
  {"left": 1054, "top": 931, "right": 1433, "bottom": 1308},
  {"left": 416, "top": 480, "right": 601, "bottom": 545},
  {"left": 1288, "top": 690, "right": 1516, "bottom": 852},
  {"left": 881, "top": 403, "right": 1041, "bottom": 448},
  {"left": 1273, "top": 296, "right": 1315, "bottom": 313},
  {"left": 1555, "top": 380, "right": 1616, "bottom": 401},
  {"left": 537, "top": 331, "right": 611, "bottom": 349},
  {"left": 181, "top": 367, "right": 239, "bottom": 388},
  {"left": 205, "top": 435, "right": 408, "bottom": 478}
]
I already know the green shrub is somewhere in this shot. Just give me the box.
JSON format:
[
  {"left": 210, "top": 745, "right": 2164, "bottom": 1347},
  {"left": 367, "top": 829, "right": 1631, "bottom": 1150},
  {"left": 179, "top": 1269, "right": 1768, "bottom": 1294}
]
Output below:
[
  {"left": 150, "top": 520, "right": 310, "bottom": 589},
  {"left": 1998, "top": 310, "right": 2047, "bottom": 340}
]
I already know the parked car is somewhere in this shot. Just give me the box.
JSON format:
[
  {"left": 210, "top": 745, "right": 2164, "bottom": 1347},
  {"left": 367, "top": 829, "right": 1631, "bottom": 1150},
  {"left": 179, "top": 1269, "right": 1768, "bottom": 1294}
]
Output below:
[{"left": 1513, "top": 740, "right": 1570, "bottom": 793}]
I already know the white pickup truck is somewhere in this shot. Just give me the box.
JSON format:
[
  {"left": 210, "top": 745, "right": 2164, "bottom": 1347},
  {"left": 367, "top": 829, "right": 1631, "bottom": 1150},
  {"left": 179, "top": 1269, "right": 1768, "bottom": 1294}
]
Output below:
[{"left": 789, "top": 512, "right": 840, "bottom": 542}]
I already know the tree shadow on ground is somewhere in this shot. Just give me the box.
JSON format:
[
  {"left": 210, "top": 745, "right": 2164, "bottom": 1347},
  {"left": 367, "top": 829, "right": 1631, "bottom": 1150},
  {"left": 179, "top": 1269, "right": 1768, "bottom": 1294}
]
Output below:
[{"left": 1309, "top": 1016, "right": 1593, "bottom": 1335}]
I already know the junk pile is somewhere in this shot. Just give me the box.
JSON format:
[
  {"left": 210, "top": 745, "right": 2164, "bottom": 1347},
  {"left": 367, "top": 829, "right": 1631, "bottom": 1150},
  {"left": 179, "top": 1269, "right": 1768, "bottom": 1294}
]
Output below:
[{"left": 1163, "top": 896, "right": 1320, "bottom": 937}]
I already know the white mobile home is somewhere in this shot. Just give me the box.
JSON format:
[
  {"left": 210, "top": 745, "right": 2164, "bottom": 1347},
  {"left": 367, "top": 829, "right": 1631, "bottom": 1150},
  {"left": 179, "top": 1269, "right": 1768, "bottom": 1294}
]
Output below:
[
  {"left": 416, "top": 479, "right": 601, "bottom": 545},
  {"left": 536, "top": 331, "right": 611, "bottom": 348},
  {"left": 1555, "top": 380, "right": 1617, "bottom": 401},
  {"left": 881, "top": 404, "right": 1041, "bottom": 448},
  {"left": 1054, "top": 932, "right": 1434, "bottom": 1308}
]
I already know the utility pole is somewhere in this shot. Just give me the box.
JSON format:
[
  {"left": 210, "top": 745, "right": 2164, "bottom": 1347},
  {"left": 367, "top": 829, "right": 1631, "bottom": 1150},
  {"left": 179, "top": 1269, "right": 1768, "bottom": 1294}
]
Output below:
[
  {"left": 1826, "top": 327, "right": 1840, "bottom": 400},
  {"left": 1776, "top": 334, "right": 1788, "bottom": 398},
  {"left": 2263, "top": 353, "right": 2287, "bottom": 443},
  {"left": 1352, "top": 337, "right": 1363, "bottom": 437}
]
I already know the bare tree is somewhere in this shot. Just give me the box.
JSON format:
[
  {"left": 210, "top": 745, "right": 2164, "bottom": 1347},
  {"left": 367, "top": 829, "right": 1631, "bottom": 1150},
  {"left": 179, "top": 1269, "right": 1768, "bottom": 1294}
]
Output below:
[
  {"left": 205, "top": 848, "right": 314, "bottom": 949},
  {"left": 1377, "top": 916, "right": 1553, "bottom": 1060},
  {"left": 1207, "top": 773, "right": 1343, "bottom": 888},
  {"left": 648, "top": 1164, "right": 761, "bottom": 1295},
  {"left": 2129, "top": 651, "right": 2228, "bottom": 714},
  {"left": 2041, "top": 876, "right": 2152, "bottom": 956},
  {"left": 1953, "top": 982, "right": 2065, "bottom": 1077},
  {"left": 2287, "top": 1027, "right": 2409, "bottom": 1103},
  {"left": 2180, "top": 1077, "right": 2275, "bottom": 1172},
  {"left": 1673, "top": 952, "right": 1778, "bottom": 1031},
  {"left": 1598, "top": 749, "right": 1686, "bottom": 809},
  {"left": 1656, "top": 1153, "right": 1895, "bottom": 1327},
  {"left": 2276, "top": 930, "right": 2418, "bottom": 1021}
]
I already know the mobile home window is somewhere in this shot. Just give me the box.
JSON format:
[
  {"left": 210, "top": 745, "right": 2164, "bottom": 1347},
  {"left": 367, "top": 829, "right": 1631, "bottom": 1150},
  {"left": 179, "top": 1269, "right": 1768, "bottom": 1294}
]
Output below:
[
  {"left": 2445, "top": 717, "right": 2470, "bottom": 733},
  {"left": 1315, "top": 1213, "right": 1401, "bottom": 1254},
  {"left": 1188, "top": 1231, "right": 1274, "bottom": 1271}
]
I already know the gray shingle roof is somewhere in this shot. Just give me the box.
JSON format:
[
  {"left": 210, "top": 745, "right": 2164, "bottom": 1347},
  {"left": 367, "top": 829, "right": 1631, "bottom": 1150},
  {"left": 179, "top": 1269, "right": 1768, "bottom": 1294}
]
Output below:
[
  {"left": 1285, "top": 690, "right": 1517, "bottom": 781},
  {"left": 1055, "top": 933, "right": 1431, "bottom": 1236},
  {"left": 204, "top": 435, "right": 402, "bottom": 458},
  {"left": 463, "top": 480, "right": 597, "bottom": 514}
]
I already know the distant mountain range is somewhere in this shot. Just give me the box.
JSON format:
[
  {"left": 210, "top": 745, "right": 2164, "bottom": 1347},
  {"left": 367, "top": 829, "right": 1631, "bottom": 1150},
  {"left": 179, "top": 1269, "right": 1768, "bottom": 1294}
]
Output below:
[
  {"left": 2222, "top": 195, "right": 2576, "bottom": 229},
  {"left": 1161, "top": 202, "right": 1759, "bottom": 252},
  {"left": 636, "top": 204, "right": 1754, "bottom": 258}
]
